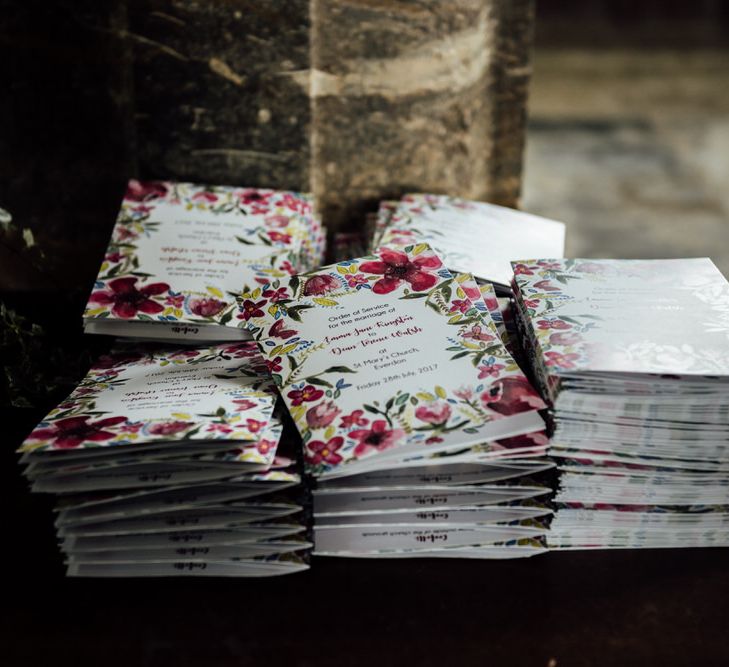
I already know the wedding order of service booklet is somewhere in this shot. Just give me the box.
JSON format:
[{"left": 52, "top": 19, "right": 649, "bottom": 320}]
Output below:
[
  {"left": 82, "top": 180, "right": 325, "bottom": 342},
  {"left": 243, "top": 243, "right": 553, "bottom": 558}
]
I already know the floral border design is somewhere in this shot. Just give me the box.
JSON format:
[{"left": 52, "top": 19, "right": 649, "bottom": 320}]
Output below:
[
  {"left": 242, "top": 244, "right": 546, "bottom": 475},
  {"left": 83, "top": 180, "right": 325, "bottom": 329},
  {"left": 19, "top": 342, "right": 278, "bottom": 453}
]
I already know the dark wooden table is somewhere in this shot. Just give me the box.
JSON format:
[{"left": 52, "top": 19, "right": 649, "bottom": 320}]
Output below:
[{"left": 3, "top": 405, "right": 728, "bottom": 667}]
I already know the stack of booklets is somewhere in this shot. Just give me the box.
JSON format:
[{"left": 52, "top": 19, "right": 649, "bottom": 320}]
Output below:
[
  {"left": 83, "top": 180, "right": 326, "bottom": 342},
  {"left": 244, "top": 244, "right": 554, "bottom": 558},
  {"left": 511, "top": 257, "right": 729, "bottom": 549},
  {"left": 18, "top": 342, "right": 311, "bottom": 576},
  {"left": 369, "top": 194, "right": 565, "bottom": 294}
]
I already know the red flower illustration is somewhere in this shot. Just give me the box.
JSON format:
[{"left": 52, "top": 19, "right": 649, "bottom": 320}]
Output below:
[
  {"left": 257, "top": 439, "right": 275, "bottom": 455},
  {"left": 477, "top": 363, "right": 505, "bottom": 379},
  {"left": 462, "top": 284, "right": 482, "bottom": 301},
  {"left": 481, "top": 376, "right": 546, "bottom": 416},
  {"left": 449, "top": 299, "right": 471, "bottom": 314},
  {"left": 345, "top": 274, "right": 368, "bottom": 289},
  {"left": 265, "top": 356, "right": 283, "bottom": 373},
  {"left": 269, "top": 319, "right": 296, "bottom": 339},
  {"left": 29, "top": 416, "right": 127, "bottom": 450},
  {"left": 189, "top": 297, "right": 226, "bottom": 317},
  {"left": 267, "top": 231, "right": 291, "bottom": 244},
  {"left": 306, "top": 437, "right": 344, "bottom": 466},
  {"left": 544, "top": 351, "right": 581, "bottom": 369},
  {"left": 237, "top": 299, "right": 267, "bottom": 321},
  {"left": 89, "top": 277, "right": 170, "bottom": 319},
  {"left": 340, "top": 409, "right": 369, "bottom": 428},
  {"left": 512, "top": 263, "right": 534, "bottom": 276},
  {"left": 287, "top": 385, "right": 324, "bottom": 406},
  {"left": 105, "top": 252, "right": 123, "bottom": 263},
  {"left": 223, "top": 343, "right": 259, "bottom": 358},
  {"left": 350, "top": 419, "right": 405, "bottom": 457},
  {"left": 537, "top": 318, "right": 571, "bottom": 331},
  {"left": 303, "top": 274, "right": 339, "bottom": 296},
  {"left": 523, "top": 298, "right": 540, "bottom": 309},
  {"left": 148, "top": 421, "right": 193, "bottom": 436},
  {"left": 125, "top": 180, "right": 168, "bottom": 202},
  {"left": 245, "top": 419, "right": 265, "bottom": 433},
  {"left": 239, "top": 189, "right": 273, "bottom": 206},
  {"left": 415, "top": 401, "right": 452, "bottom": 425},
  {"left": 280, "top": 192, "right": 310, "bottom": 214},
  {"left": 207, "top": 423, "right": 233, "bottom": 434},
  {"left": 305, "top": 401, "right": 341, "bottom": 428},
  {"left": 262, "top": 287, "right": 289, "bottom": 302},
  {"left": 483, "top": 296, "right": 499, "bottom": 312},
  {"left": 359, "top": 248, "right": 442, "bottom": 295}
]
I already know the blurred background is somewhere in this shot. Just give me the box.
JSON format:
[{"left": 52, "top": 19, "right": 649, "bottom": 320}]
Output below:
[{"left": 525, "top": 0, "right": 729, "bottom": 275}]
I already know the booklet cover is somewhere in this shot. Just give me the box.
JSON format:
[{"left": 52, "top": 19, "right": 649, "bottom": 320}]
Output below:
[
  {"left": 19, "top": 342, "right": 278, "bottom": 456},
  {"left": 83, "top": 180, "right": 325, "bottom": 342},
  {"left": 243, "top": 244, "right": 546, "bottom": 478},
  {"left": 373, "top": 194, "right": 565, "bottom": 288},
  {"left": 511, "top": 257, "right": 729, "bottom": 378}
]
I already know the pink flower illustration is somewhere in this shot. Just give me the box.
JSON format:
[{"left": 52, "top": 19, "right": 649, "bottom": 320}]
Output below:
[
  {"left": 481, "top": 376, "right": 545, "bottom": 416},
  {"left": 262, "top": 287, "right": 289, "bottom": 302},
  {"left": 89, "top": 277, "right": 170, "bottom": 319},
  {"left": 189, "top": 297, "right": 226, "bottom": 317},
  {"left": 463, "top": 325, "right": 495, "bottom": 342},
  {"left": 523, "top": 299, "right": 540, "bottom": 309},
  {"left": 280, "top": 192, "right": 310, "bottom": 214},
  {"left": 119, "top": 421, "right": 144, "bottom": 434},
  {"left": 148, "top": 421, "right": 193, "bottom": 436},
  {"left": 350, "top": 420, "right": 405, "bottom": 457},
  {"left": 115, "top": 227, "right": 139, "bottom": 242},
  {"left": 165, "top": 293, "right": 185, "bottom": 309},
  {"left": 265, "top": 357, "right": 283, "bottom": 373},
  {"left": 415, "top": 401, "right": 452, "bottom": 425},
  {"left": 359, "top": 247, "right": 442, "bottom": 295},
  {"left": 232, "top": 399, "right": 257, "bottom": 411},
  {"left": 477, "top": 363, "right": 505, "bottom": 379},
  {"left": 191, "top": 191, "right": 218, "bottom": 203},
  {"left": 340, "top": 409, "right": 369, "bottom": 428},
  {"left": 512, "top": 263, "right": 534, "bottom": 276},
  {"left": 537, "top": 261, "right": 562, "bottom": 270},
  {"left": 237, "top": 299, "right": 267, "bottom": 321},
  {"left": 549, "top": 332, "right": 581, "bottom": 346},
  {"left": 305, "top": 401, "right": 341, "bottom": 429},
  {"left": 306, "top": 437, "right": 344, "bottom": 466},
  {"left": 257, "top": 439, "right": 275, "bottom": 455},
  {"left": 449, "top": 299, "right": 471, "bottom": 314},
  {"left": 125, "top": 180, "right": 168, "bottom": 202},
  {"left": 462, "top": 284, "right": 482, "bottom": 301},
  {"left": 533, "top": 280, "right": 560, "bottom": 292},
  {"left": 537, "top": 318, "right": 571, "bottom": 331},
  {"left": 29, "top": 416, "right": 127, "bottom": 450},
  {"left": 269, "top": 319, "right": 296, "bottom": 339},
  {"left": 287, "top": 385, "right": 324, "bottom": 406},
  {"left": 303, "top": 274, "right": 340, "bottom": 296},
  {"left": 169, "top": 349, "right": 200, "bottom": 359},
  {"left": 105, "top": 252, "right": 123, "bottom": 263},
  {"left": 483, "top": 296, "right": 499, "bottom": 312},
  {"left": 345, "top": 274, "right": 368, "bottom": 289},
  {"left": 453, "top": 387, "right": 474, "bottom": 401},
  {"left": 280, "top": 260, "right": 296, "bottom": 275},
  {"left": 544, "top": 351, "right": 581, "bottom": 369}
]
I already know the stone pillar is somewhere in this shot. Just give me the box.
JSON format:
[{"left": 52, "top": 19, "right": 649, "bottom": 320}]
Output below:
[{"left": 130, "top": 0, "right": 536, "bottom": 229}]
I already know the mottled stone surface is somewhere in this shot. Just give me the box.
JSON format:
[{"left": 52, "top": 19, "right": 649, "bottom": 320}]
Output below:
[
  {"left": 131, "top": 0, "right": 535, "bottom": 229},
  {"left": 129, "top": 0, "right": 312, "bottom": 190}
]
